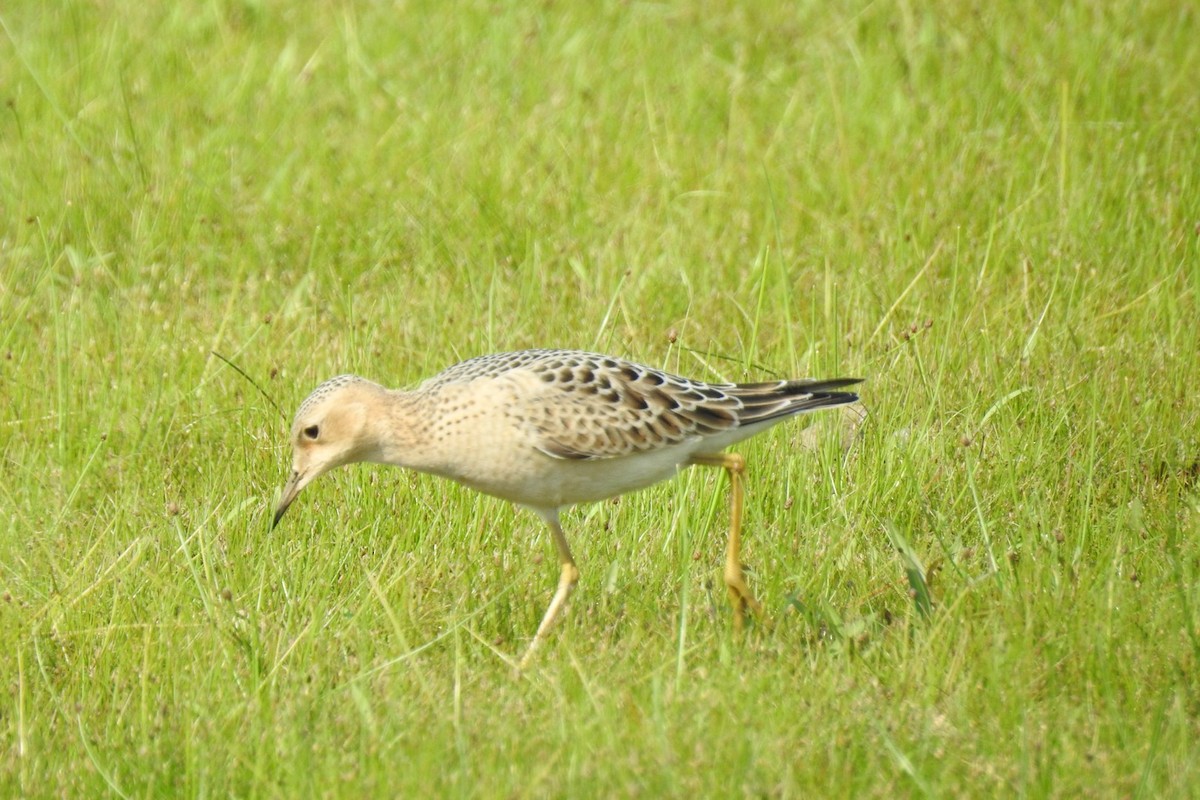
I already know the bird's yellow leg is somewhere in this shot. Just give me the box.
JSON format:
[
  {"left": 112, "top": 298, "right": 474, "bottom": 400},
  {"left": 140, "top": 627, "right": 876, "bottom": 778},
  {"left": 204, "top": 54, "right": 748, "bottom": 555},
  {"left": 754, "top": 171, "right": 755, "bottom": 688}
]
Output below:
[
  {"left": 518, "top": 516, "right": 580, "bottom": 670},
  {"left": 690, "top": 452, "right": 764, "bottom": 630}
]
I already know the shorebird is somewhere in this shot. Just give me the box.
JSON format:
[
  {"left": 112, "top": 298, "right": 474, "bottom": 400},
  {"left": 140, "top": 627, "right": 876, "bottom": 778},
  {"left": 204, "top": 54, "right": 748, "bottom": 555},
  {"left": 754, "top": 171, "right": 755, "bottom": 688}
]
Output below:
[{"left": 271, "top": 349, "right": 860, "bottom": 668}]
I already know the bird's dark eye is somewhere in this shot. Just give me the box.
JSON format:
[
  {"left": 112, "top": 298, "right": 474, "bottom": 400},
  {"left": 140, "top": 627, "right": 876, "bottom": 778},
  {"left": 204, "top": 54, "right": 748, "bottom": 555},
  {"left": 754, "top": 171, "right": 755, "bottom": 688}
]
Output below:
[{"left": 302, "top": 425, "right": 320, "bottom": 440}]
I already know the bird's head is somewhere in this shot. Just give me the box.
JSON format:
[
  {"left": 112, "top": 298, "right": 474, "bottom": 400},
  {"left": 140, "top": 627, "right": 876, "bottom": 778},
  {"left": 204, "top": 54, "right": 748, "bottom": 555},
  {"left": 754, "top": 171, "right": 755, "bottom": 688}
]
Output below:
[{"left": 272, "top": 375, "right": 383, "bottom": 528}]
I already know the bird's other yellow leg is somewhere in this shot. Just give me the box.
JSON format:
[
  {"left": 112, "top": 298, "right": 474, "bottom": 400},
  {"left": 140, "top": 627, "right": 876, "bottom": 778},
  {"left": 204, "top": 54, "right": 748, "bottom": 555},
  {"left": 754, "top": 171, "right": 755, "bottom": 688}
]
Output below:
[
  {"left": 518, "top": 515, "right": 580, "bottom": 670},
  {"left": 689, "top": 452, "right": 764, "bottom": 631}
]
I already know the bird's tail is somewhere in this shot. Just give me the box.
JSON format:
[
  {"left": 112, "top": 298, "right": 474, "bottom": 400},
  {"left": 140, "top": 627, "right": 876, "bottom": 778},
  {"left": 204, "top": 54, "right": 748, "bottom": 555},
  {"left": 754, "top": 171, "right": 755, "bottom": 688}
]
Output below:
[{"left": 728, "top": 377, "right": 862, "bottom": 426}]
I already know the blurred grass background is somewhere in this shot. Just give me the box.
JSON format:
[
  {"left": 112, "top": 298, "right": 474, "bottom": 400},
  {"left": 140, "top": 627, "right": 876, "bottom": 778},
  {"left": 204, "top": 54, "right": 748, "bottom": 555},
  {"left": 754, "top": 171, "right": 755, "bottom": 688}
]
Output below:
[{"left": 1, "top": 1, "right": 1198, "bottom": 796}]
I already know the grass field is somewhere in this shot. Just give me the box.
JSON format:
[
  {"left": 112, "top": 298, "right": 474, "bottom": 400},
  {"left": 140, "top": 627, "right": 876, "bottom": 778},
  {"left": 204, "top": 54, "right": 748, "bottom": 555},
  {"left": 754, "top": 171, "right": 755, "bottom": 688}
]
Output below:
[{"left": 2, "top": 0, "right": 1199, "bottom": 796}]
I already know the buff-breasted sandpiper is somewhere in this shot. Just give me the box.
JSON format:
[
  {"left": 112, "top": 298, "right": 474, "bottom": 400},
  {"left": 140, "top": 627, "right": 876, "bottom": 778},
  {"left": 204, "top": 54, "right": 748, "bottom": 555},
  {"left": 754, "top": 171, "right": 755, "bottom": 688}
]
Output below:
[{"left": 272, "top": 349, "right": 861, "bottom": 668}]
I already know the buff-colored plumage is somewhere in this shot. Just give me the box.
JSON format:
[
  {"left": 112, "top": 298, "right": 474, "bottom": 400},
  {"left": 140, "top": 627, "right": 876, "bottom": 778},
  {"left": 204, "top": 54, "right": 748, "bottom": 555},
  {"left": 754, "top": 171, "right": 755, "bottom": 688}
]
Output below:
[{"left": 273, "top": 349, "right": 861, "bottom": 668}]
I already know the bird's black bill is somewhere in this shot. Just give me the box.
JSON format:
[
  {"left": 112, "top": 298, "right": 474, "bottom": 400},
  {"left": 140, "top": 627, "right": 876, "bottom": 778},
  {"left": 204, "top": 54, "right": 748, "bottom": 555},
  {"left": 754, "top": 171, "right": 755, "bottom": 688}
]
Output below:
[{"left": 272, "top": 470, "right": 303, "bottom": 530}]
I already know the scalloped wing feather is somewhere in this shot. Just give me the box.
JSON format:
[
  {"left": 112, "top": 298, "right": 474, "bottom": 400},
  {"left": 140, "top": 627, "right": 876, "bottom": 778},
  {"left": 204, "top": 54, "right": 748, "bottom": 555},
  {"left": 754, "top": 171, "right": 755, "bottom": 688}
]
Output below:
[{"left": 420, "top": 350, "right": 859, "bottom": 462}]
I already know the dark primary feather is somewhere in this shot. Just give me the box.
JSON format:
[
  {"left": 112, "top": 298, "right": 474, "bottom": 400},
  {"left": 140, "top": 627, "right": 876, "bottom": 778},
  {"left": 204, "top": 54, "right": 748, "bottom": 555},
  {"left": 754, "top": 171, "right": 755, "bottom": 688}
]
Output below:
[{"left": 725, "top": 378, "right": 862, "bottom": 427}]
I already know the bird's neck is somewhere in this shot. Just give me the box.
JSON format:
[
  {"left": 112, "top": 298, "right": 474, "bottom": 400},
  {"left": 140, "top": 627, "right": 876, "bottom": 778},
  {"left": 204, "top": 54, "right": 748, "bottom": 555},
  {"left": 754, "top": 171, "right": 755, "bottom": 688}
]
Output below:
[{"left": 366, "top": 389, "right": 443, "bottom": 473}]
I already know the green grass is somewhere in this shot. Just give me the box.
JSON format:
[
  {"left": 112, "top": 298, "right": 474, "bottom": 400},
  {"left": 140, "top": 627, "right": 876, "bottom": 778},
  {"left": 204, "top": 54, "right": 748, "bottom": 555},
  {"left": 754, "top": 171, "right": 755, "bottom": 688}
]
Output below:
[{"left": 2, "top": 0, "right": 1198, "bottom": 795}]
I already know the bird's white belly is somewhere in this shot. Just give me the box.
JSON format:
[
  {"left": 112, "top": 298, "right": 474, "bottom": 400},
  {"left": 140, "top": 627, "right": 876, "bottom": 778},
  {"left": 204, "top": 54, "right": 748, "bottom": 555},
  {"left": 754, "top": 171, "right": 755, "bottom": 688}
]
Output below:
[{"left": 448, "top": 440, "right": 701, "bottom": 510}]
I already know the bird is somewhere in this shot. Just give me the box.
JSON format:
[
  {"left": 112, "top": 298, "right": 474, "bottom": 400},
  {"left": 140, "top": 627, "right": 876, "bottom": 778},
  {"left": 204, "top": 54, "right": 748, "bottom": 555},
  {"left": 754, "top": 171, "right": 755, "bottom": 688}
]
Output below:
[{"left": 271, "top": 349, "right": 861, "bottom": 668}]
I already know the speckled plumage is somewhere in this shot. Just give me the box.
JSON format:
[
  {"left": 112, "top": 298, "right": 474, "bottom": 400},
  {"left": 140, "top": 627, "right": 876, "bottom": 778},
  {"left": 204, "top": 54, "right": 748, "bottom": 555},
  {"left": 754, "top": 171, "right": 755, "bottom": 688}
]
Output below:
[
  {"left": 294, "top": 374, "right": 368, "bottom": 422},
  {"left": 273, "top": 348, "right": 862, "bottom": 668},
  {"left": 415, "top": 348, "right": 858, "bottom": 462}
]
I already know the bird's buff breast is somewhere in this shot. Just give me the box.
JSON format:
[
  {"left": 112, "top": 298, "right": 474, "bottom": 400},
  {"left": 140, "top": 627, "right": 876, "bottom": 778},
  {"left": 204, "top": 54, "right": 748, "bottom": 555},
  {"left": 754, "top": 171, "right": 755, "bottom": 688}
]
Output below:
[{"left": 413, "top": 376, "right": 701, "bottom": 510}]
